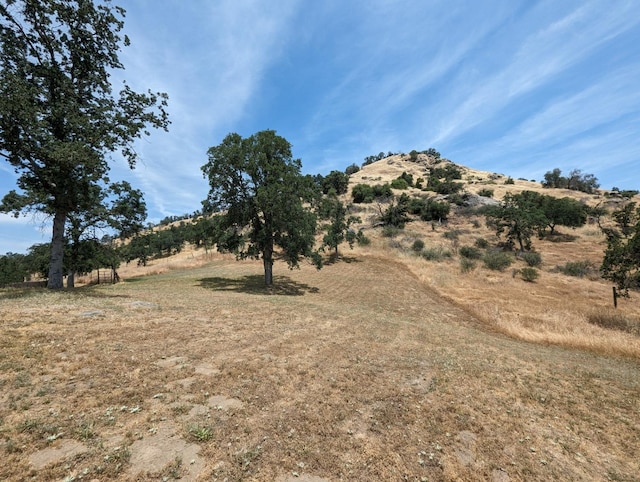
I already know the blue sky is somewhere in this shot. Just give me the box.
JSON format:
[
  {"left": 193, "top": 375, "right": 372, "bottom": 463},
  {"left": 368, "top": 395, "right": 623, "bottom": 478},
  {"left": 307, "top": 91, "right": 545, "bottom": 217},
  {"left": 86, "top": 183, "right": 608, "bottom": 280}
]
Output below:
[{"left": 2, "top": 0, "right": 640, "bottom": 254}]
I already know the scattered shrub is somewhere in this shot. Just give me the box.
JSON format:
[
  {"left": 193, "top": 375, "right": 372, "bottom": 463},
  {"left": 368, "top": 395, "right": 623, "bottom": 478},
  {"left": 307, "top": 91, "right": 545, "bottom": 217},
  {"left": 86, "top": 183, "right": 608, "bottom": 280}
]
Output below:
[
  {"left": 460, "top": 258, "right": 477, "bottom": 273},
  {"left": 519, "top": 267, "right": 539, "bottom": 282},
  {"left": 521, "top": 251, "right": 542, "bottom": 267},
  {"left": 478, "top": 188, "right": 494, "bottom": 198},
  {"left": 504, "top": 177, "right": 515, "bottom": 185},
  {"left": 382, "top": 226, "right": 401, "bottom": 237},
  {"left": 483, "top": 251, "right": 513, "bottom": 271},
  {"left": 422, "top": 246, "right": 452, "bottom": 261},
  {"left": 419, "top": 200, "right": 450, "bottom": 221},
  {"left": 475, "top": 237, "right": 489, "bottom": 249},
  {"left": 555, "top": 260, "right": 597, "bottom": 278},
  {"left": 459, "top": 245, "right": 482, "bottom": 259},
  {"left": 357, "top": 234, "right": 371, "bottom": 246},
  {"left": 390, "top": 178, "right": 409, "bottom": 190},
  {"left": 412, "top": 239, "right": 425, "bottom": 252},
  {"left": 442, "top": 229, "right": 464, "bottom": 240}
]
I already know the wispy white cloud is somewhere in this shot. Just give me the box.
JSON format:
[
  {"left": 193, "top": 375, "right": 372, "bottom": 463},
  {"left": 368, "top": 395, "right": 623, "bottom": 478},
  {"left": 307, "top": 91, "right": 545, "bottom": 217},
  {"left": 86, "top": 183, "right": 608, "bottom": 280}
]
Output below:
[
  {"left": 111, "top": 0, "right": 301, "bottom": 218},
  {"left": 430, "top": 0, "right": 640, "bottom": 145}
]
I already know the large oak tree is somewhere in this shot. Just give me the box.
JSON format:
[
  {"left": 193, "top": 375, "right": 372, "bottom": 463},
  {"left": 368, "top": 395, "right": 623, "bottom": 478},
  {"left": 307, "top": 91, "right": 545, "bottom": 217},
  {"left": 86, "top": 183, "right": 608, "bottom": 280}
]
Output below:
[
  {"left": 0, "top": 0, "right": 169, "bottom": 288},
  {"left": 202, "top": 130, "right": 320, "bottom": 286}
]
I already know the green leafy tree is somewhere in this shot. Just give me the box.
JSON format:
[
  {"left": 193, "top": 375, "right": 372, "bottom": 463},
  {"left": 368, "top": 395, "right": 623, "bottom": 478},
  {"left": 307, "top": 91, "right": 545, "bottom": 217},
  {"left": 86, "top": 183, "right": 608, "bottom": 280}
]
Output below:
[
  {"left": 65, "top": 181, "right": 146, "bottom": 287},
  {"left": 485, "top": 191, "right": 547, "bottom": 251},
  {"left": 540, "top": 196, "right": 587, "bottom": 234},
  {"left": 345, "top": 163, "right": 360, "bottom": 175},
  {"left": 202, "top": 130, "right": 320, "bottom": 286},
  {"left": 542, "top": 168, "right": 567, "bottom": 189},
  {"left": 0, "top": 252, "right": 29, "bottom": 285},
  {"left": 319, "top": 196, "right": 361, "bottom": 257},
  {"left": 0, "top": 0, "right": 169, "bottom": 289},
  {"left": 380, "top": 196, "right": 411, "bottom": 229},
  {"left": 601, "top": 202, "right": 640, "bottom": 297},
  {"left": 321, "top": 170, "right": 350, "bottom": 195}
]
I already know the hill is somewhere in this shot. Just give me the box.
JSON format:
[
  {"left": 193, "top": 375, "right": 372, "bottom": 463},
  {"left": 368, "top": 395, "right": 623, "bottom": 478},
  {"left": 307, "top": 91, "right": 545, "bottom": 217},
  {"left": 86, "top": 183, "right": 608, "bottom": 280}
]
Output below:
[{"left": 1, "top": 155, "right": 638, "bottom": 480}]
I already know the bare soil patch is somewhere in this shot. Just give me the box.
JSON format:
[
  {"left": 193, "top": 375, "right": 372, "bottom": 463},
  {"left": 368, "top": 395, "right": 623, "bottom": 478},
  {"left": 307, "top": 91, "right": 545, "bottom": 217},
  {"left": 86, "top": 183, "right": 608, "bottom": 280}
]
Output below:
[{"left": 1, "top": 254, "right": 638, "bottom": 481}]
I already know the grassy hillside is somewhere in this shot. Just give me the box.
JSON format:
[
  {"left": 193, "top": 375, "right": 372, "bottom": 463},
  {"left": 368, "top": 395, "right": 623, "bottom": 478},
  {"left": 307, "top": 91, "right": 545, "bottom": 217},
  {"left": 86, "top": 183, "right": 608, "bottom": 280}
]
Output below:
[{"left": 1, "top": 155, "right": 638, "bottom": 480}]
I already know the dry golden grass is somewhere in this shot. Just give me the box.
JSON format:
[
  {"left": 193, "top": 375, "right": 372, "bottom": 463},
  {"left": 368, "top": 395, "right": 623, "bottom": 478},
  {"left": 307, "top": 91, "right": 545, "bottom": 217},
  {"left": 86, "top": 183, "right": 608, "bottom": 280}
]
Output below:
[
  {"left": 1, "top": 248, "right": 639, "bottom": 481},
  {"left": 1, "top": 155, "right": 638, "bottom": 480}
]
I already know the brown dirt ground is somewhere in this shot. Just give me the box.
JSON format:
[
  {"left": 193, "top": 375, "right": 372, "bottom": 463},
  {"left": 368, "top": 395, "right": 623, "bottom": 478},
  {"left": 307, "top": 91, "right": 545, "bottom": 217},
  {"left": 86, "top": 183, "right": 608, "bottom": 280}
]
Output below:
[{"left": 1, "top": 250, "right": 639, "bottom": 481}]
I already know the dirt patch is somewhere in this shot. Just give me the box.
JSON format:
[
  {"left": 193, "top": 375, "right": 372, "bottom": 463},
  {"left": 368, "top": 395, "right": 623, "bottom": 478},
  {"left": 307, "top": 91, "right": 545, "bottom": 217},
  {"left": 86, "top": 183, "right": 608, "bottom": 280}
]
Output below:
[
  {"left": 29, "top": 439, "right": 88, "bottom": 470},
  {"left": 127, "top": 423, "right": 204, "bottom": 480}
]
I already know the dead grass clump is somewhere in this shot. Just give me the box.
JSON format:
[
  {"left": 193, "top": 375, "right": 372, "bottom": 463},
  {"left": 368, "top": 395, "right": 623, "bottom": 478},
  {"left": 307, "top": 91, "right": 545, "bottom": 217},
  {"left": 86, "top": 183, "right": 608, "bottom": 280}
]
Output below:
[{"left": 587, "top": 309, "right": 640, "bottom": 335}]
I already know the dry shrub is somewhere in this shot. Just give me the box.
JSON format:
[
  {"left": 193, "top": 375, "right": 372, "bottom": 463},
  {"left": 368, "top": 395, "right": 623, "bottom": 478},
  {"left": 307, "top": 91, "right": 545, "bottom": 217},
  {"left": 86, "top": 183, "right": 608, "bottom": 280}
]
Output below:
[{"left": 587, "top": 309, "right": 640, "bottom": 335}]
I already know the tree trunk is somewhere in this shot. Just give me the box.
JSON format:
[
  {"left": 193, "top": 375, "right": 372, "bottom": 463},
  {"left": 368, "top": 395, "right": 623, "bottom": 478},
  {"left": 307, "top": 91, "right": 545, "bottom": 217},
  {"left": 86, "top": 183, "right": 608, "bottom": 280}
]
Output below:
[
  {"left": 67, "top": 271, "right": 75, "bottom": 288},
  {"left": 263, "top": 241, "right": 274, "bottom": 286},
  {"left": 47, "top": 210, "right": 66, "bottom": 289}
]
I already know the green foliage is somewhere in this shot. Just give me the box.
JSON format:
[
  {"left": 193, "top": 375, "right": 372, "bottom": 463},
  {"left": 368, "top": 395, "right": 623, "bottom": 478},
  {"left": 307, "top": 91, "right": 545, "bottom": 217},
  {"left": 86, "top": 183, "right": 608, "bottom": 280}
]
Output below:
[
  {"left": 521, "top": 251, "right": 542, "bottom": 267},
  {"left": 485, "top": 191, "right": 548, "bottom": 251},
  {"left": 351, "top": 183, "right": 392, "bottom": 203},
  {"left": 420, "top": 200, "right": 450, "bottom": 222},
  {"left": 600, "top": 202, "right": 640, "bottom": 297},
  {"left": 555, "top": 260, "right": 597, "bottom": 278},
  {"left": 362, "top": 151, "right": 398, "bottom": 166},
  {"left": 422, "top": 147, "right": 441, "bottom": 159},
  {"left": 0, "top": 1, "right": 169, "bottom": 289},
  {"left": 442, "top": 229, "right": 464, "bottom": 240},
  {"left": 345, "top": 163, "right": 360, "bottom": 175},
  {"left": 399, "top": 171, "right": 414, "bottom": 187},
  {"left": 519, "top": 267, "right": 539, "bottom": 282},
  {"left": 351, "top": 184, "right": 375, "bottom": 203},
  {"left": 409, "top": 150, "right": 419, "bottom": 161},
  {"left": 459, "top": 246, "right": 482, "bottom": 259},
  {"left": 381, "top": 201, "right": 411, "bottom": 228},
  {"left": 412, "top": 239, "right": 425, "bottom": 252},
  {"left": 390, "top": 178, "right": 409, "bottom": 190},
  {"left": 357, "top": 233, "right": 371, "bottom": 245},
  {"left": 382, "top": 226, "right": 401, "bottom": 237},
  {"left": 478, "top": 188, "right": 494, "bottom": 198},
  {"left": 542, "top": 168, "right": 600, "bottom": 193},
  {"left": 482, "top": 251, "right": 513, "bottom": 271},
  {"left": 430, "top": 165, "right": 460, "bottom": 181},
  {"left": 0, "top": 252, "right": 30, "bottom": 285},
  {"left": 504, "top": 177, "right": 515, "bottom": 185},
  {"left": 427, "top": 179, "right": 464, "bottom": 195},
  {"left": 321, "top": 170, "right": 350, "bottom": 195},
  {"left": 421, "top": 246, "right": 451, "bottom": 261},
  {"left": 541, "top": 196, "right": 587, "bottom": 234},
  {"left": 475, "top": 237, "right": 489, "bottom": 249},
  {"left": 319, "top": 196, "right": 362, "bottom": 256},
  {"left": 201, "top": 130, "right": 320, "bottom": 285}
]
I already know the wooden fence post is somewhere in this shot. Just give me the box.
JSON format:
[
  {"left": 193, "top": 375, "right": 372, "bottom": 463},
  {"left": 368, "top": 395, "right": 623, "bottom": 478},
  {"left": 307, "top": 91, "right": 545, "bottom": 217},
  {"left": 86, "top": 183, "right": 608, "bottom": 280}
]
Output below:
[{"left": 613, "top": 287, "right": 618, "bottom": 309}]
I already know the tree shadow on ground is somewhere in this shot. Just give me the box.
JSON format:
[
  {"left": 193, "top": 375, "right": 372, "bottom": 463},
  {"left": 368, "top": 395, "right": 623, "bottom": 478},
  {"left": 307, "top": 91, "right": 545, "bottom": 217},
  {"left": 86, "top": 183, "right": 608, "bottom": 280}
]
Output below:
[
  {"left": 198, "top": 275, "right": 319, "bottom": 296},
  {"left": 322, "top": 254, "right": 362, "bottom": 266}
]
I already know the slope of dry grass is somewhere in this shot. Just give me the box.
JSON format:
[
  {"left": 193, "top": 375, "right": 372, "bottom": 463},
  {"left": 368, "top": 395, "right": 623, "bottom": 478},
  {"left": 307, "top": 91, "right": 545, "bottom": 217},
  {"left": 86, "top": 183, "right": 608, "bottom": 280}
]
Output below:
[{"left": 1, "top": 253, "right": 639, "bottom": 481}]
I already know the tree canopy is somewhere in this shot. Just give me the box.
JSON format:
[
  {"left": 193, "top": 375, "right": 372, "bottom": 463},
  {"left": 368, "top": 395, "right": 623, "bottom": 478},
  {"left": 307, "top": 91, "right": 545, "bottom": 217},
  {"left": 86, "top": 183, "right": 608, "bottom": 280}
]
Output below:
[
  {"left": 0, "top": 0, "right": 169, "bottom": 288},
  {"left": 201, "top": 130, "right": 320, "bottom": 286},
  {"left": 601, "top": 202, "right": 640, "bottom": 297}
]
